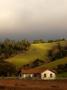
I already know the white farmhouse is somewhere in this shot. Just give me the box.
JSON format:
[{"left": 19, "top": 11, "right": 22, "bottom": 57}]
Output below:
[
  {"left": 41, "top": 69, "right": 56, "bottom": 80},
  {"left": 19, "top": 67, "right": 56, "bottom": 80}
]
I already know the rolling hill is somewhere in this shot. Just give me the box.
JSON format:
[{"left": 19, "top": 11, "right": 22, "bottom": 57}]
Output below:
[
  {"left": 41, "top": 57, "right": 67, "bottom": 69},
  {"left": 6, "top": 41, "right": 67, "bottom": 68},
  {"left": 6, "top": 43, "right": 53, "bottom": 68}
]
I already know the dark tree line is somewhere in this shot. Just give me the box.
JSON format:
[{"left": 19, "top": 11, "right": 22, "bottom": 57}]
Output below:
[
  {"left": 54, "top": 64, "right": 67, "bottom": 74},
  {"left": 32, "top": 38, "right": 66, "bottom": 44},
  {"left": 0, "top": 39, "right": 30, "bottom": 60},
  {"left": 33, "top": 39, "right": 46, "bottom": 44},
  {"left": 0, "top": 60, "right": 17, "bottom": 76},
  {"left": 0, "top": 39, "right": 31, "bottom": 76},
  {"left": 48, "top": 42, "right": 67, "bottom": 61},
  {"left": 48, "top": 38, "right": 66, "bottom": 43},
  {"left": 22, "top": 58, "right": 44, "bottom": 69}
]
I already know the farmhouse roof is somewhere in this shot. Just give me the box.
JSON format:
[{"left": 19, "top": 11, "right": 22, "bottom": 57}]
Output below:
[{"left": 20, "top": 67, "right": 56, "bottom": 74}]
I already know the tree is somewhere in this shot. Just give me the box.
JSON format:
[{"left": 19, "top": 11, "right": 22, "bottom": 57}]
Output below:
[
  {"left": 33, "top": 39, "right": 45, "bottom": 44},
  {"left": 48, "top": 40, "right": 54, "bottom": 43},
  {"left": 0, "top": 39, "right": 31, "bottom": 60},
  {"left": 0, "top": 60, "right": 17, "bottom": 76},
  {"left": 47, "top": 43, "right": 64, "bottom": 61},
  {"left": 30, "top": 59, "right": 44, "bottom": 68}
]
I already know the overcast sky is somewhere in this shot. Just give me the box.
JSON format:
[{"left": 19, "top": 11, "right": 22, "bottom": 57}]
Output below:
[{"left": 0, "top": 0, "right": 67, "bottom": 40}]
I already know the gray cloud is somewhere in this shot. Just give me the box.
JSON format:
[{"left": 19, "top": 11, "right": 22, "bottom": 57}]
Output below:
[{"left": 0, "top": 0, "right": 66, "bottom": 40}]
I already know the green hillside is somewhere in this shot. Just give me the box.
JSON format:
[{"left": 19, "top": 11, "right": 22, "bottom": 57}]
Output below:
[
  {"left": 57, "top": 72, "right": 67, "bottom": 78},
  {"left": 6, "top": 43, "right": 53, "bottom": 67},
  {"left": 6, "top": 41, "right": 67, "bottom": 68},
  {"left": 40, "top": 57, "right": 67, "bottom": 69}
]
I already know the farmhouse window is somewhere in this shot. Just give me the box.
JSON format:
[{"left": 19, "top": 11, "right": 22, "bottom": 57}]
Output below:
[
  {"left": 50, "top": 74, "right": 52, "bottom": 78},
  {"left": 44, "top": 74, "right": 46, "bottom": 77}
]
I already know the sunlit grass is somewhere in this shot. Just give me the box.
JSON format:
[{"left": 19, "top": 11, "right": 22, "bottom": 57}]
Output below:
[
  {"left": 6, "top": 43, "right": 53, "bottom": 68},
  {"left": 6, "top": 41, "right": 67, "bottom": 68},
  {"left": 42, "top": 57, "right": 67, "bottom": 68}
]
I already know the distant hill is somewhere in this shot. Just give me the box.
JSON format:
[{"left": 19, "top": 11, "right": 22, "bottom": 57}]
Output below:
[
  {"left": 6, "top": 41, "right": 67, "bottom": 68},
  {"left": 38, "top": 57, "right": 67, "bottom": 69},
  {"left": 6, "top": 42, "right": 53, "bottom": 68}
]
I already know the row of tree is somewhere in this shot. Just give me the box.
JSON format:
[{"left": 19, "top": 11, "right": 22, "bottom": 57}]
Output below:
[
  {"left": 32, "top": 38, "right": 66, "bottom": 44},
  {"left": 0, "top": 39, "right": 31, "bottom": 76},
  {"left": 0, "top": 39, "right": 30, "bottom": 60}
]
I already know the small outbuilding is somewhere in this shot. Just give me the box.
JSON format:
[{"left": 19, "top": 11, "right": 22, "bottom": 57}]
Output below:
[{"left": 19, "top": 67, "right": 56, "bottom": 80}]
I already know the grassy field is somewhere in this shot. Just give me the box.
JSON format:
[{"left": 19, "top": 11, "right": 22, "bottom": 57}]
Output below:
[
  {"left": 41, "top": 57, "right": 67, "bottom": 69},
  {"left": 6, "top": 41, "right": 67, "bottom": 68},
  {"left": 57, "top": 72, "right": 67, "bottom": 78},
  {"left": 6, "top": 43, "right": 53, "bottom": 67}
]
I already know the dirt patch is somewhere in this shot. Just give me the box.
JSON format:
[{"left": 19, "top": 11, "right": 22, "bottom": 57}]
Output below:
[{"left": 0, "top": 79, "right": 66, "bottom": 90}]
